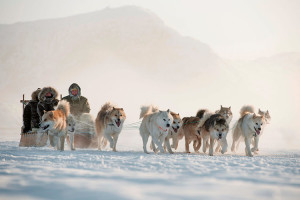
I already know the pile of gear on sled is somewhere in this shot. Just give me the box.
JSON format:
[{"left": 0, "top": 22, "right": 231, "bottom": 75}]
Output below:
[{"left": 19, "top": 83, "right": 97, "bottom": 148}]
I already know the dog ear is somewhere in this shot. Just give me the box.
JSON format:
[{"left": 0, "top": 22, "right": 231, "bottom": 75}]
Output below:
[
  {"left": 167, "top": 109, "right": 170, "bottom": 113},
  {"left": 49, "top": 111, "right": 53, "bottom": 118},
  {"left": 266, "top": 110, "right": 269, "bottom": 114},
  {"left": 229, "top": 106, "right": 231, "bottom": 110},
  {"left": 178, "top": 113, "right": 180, "bottom": 116},
  {"left": 113, "top": 107, "right": 115, "bottom": 110},
  {"left": 120, "top": 108, "right": 123, "bottom": 111},
  {"left": 221, "top": 105, "right": 223, "bottom": 109},
  {"left": 253, "top": 113, "right": 256, "bottom": 118},
  {"left": 258, "top": 108, "right": 261, "bottom": 113}
]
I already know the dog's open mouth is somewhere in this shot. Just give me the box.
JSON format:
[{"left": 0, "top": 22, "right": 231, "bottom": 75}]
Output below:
[
  {"left": 42, "top": 125, "right": 49, "bottom": 130},
  {"left": 173, "top": 127, "right": 178, "bottom": 133},
  {"left": 115, "top": 120, "right": 121, "bottom": 127},
  {"left": 254, "top": 127, "right": 261, "bottom": 135}
]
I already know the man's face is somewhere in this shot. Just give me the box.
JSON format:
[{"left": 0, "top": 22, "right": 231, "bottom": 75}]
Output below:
[
  {"left": 71, "top": 88, "right": 78, "bottom": 96},
  {"left": 45, "top": 92, "right": 52, "bottom": 97}
]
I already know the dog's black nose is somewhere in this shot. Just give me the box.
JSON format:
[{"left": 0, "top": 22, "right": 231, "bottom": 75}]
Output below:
[
  {"left": 258, "top": 128, "right": 261, "bottom": 130},
  {"left": 117, "top": 118, "right": 120, "bottom": 121},
  {"left": 177, "top": 126, "right": 180, "bottom": 129},
  {"left": 166, "top": 124, "right": 170, "bottom": 127},
  {"left": 219, "top": 133, "right": 222, "bottom": 137}
]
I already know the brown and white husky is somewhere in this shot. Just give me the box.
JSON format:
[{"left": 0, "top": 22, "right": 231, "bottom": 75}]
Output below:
[
  {"left": 95, "top": 102, "right": 126, "bottom": 152},
  {"left": 40, "top": 100, "right": 71, "bottom": 151}
]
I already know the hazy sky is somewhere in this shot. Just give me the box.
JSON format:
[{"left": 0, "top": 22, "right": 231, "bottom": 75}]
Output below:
[{"left": 0, "top": 0, "right": 299, "bottom": 60}]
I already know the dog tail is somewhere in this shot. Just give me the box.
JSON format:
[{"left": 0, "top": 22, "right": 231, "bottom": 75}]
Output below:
[
  {"left": 196, "top": 109, "right": 208, "bottom": 119},
  {"left": 198, "top": 111, "right": 213, "bottom": 128},
  {"left": 56, "top": 100, "right": 70, "bottom": 116},
  {"left": 139, "top": 105, "right": 159, "bottom": 119},
  {"left": 240, "top": 105, "right": 255, "bottom": 117}
]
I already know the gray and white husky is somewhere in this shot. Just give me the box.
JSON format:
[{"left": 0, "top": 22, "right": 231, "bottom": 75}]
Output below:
[{"left": 215, "top": 105, "right": 233, "bottom": 152}]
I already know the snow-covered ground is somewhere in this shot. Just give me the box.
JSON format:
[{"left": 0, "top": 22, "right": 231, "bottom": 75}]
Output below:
[{"left": 0, "top": 129, "right": 299, "bottom": 200}]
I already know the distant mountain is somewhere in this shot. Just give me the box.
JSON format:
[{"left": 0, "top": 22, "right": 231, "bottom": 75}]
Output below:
[{"left": 0, "top": 6, "right": 220, "bottom": 93}]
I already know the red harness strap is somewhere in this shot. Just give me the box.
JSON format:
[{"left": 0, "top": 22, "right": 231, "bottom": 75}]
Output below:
[{"left": 156, "top": 124, "right": 168, "bottom": 132}]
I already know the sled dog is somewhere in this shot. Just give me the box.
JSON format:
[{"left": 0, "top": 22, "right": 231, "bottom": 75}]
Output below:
[
  {"left": 163, "top": 112, "right": 182, "bottom": 153},
  {"left": 199, "top": 113, "right": 229, "bottom": 156},
  {"left": 95, "top": 102, "right": 126, "bottom": 152},
  {"left": 214, "top": 106, "right": 233, "bottom": 152},
  {"left": 177, "top": 116, "right": 202, "bottom": 153},
  {"left": 258, "top": 109, "right": 271, "bottom": 124},
  {"left": 139, "top": 106, "right": 173, "bottom": 154},
  {"left": 231, "top": 105, "right": 264, "bottom": 157},
  {"left": 67, "top": 114, "right": 76, "bottom": 150},
  {"left": 40, "top": 100, "right": 70, "bottom": 151},
  {"left": 250, "top": 108, "right": 271, "bottom": 152}
]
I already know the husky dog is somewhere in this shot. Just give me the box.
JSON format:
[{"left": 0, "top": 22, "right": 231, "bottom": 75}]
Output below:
[
  {"left": 199, "top": 113, "right": 229, "bottom": 156},
  {"left": 215, "top": 105, "right": 233, "bottom": 124},
  {"left": 250, "top": 109, "right": 271, "bottom": 153},
  {"left": 40, "top": 100, "right": 70, "bottom": 151},
  {"left": 258, "top": 109, "right": 271, "bottom": 124},
  {"left": 177, "top": 117, "right": 202, "bottom": 153},
  {"left": 214, "top": 106, "right": 233, "bottom": 152},
  {"left": 95, "top": 102, "right": 126, "bottom": 152},
  {"left": 231, "top": 105, "right": 264, "bottom": 157},
  {"left": 67, "top": 114, "right": 76, "bottom": 150},
  {"left": 139, "top": 106, "right": 173, "bottom": 154},
  {"left": 163, "top": 112, "right": 182, "bottom": 153}
]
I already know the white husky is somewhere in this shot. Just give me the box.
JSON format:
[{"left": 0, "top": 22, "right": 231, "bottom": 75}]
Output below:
[
  {"left": 231, "top": 105, "right": 264, "bottom": 157},
  {"left": 139, "top": 106, "right": 173, "bottom": 154},
  {"left": 250, "top": 109, "right": 271, "bottom": 152},
  {"left": 67, "top": 114, "right": 76, "bottom": 150}
]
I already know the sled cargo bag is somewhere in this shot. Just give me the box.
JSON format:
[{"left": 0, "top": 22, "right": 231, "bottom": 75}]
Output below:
[
  {"left": 67, "top": 133, "right": 98, "bottom": 149},
  {"left": 19, "top": 130, "right": 48, "bottom": 147}
]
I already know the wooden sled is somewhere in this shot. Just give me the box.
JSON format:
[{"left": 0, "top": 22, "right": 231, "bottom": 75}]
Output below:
[
  {"left": 19, "top": 131, "right": 48, "bottom": 147},
  {"left": 19, "top": 94, "right": 98, "bottom": 149}
]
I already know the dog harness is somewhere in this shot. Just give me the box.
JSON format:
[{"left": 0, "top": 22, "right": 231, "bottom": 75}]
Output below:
[{"left": 156, "top": 124, "right": 168, "bottom": 132}]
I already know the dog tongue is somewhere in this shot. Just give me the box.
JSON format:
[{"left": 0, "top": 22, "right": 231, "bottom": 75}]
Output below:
[
  {"left": 116, "top": 121, "right": 121, "bottom": 127},
  {"left": 256, "top": 129, "right": 260, "bottom": 135},
  {"left": 173, "top": 128, "right": 178, "bottom": 133}
]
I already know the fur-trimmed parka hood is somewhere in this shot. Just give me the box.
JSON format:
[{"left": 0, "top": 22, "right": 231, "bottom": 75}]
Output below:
[
  {"left": 38, "top": 86, "right": 59, "bottom": 103},
  {"left": 31, "top": 88, "right": 42, "bottom": 101},
  {"left": 68, "top": 83, "right": 81, "bottom": 98}
]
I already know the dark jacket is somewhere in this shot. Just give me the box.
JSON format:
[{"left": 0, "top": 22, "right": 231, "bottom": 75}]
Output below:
[
  {"left": 62, "top": 83, "right": 90, "bottom": 117},
  {"left": 23, "top": 88, "right": 41, "bottom": 133},
  {"left": 37, "top": 87, "right": 59, "bottom": 120}
]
